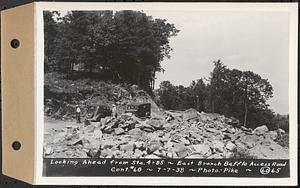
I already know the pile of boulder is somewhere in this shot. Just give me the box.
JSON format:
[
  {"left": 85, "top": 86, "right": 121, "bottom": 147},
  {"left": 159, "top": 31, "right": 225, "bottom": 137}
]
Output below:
[{"left": 44, "top": 108, "right": 289, "bottom": 159}]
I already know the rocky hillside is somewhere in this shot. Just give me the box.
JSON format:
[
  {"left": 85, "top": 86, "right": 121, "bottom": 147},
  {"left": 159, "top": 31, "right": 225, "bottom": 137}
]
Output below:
[
  {"left": 44, "top": 107, "right": 289, "bottom": 159},
  {"left": 44, "top": 73, "right": 162, "bottom": 120}
]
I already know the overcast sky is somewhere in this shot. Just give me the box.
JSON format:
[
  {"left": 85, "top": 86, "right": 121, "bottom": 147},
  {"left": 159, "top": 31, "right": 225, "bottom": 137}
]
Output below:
[{"left": 144, "top": 10, "right": 290, "bottom": 114}]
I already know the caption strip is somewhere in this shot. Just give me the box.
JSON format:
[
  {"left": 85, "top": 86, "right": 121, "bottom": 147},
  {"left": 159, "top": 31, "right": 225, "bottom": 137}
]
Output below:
[{"left": 44, "top": 159, "right": 289, "bottom": 177}]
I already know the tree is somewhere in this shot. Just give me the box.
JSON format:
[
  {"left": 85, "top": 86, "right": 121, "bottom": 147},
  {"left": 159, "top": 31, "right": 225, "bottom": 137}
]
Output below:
[
  {"left": 189, "top": 79, "right": 208, "bottom": 112},
  {"left": 156, "top": 79, "right": 209, "bottom": 111},
  {"left": 111, "top": 11, "right": 179, "bottom": 91},
  {"left": 209, "top": 60, "right": 234, "bottom": 114},
  {"left": 44, "top": 11, "right": 60, "bottom": 72},
  {"left": 44, "top": 10, "right": 179, "bottom": 91},
  {"left": 209, "top": 60, "right": 274, "bottom": 128},
  {"left": 157, "top": 81, "right": 179, "bottom": 110},
  {"left": 156, "top": 60, "right": 275, "bottom": 129},
  {"left": 239, "top": 71, "right": 273, "bottom": 126}
]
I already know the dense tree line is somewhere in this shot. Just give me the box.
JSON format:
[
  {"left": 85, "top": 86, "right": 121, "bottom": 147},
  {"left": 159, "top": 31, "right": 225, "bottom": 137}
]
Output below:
[
  {"left": 44, "top": 11, "right": 179, "bottom": 92},
  {"left": 157, "top": 60, "right": 288, "bottom": 130}
]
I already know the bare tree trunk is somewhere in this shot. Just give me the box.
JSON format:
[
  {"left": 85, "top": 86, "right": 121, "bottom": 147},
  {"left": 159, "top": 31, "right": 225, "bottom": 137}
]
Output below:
[
  {"left": 89, "top": 63, "right": 93, "bottom": 74},
  {"left": 137, "top": 72, "right": 141, "bottom": 86},
  {"left": 209, "top": 86, "right": 212, "bottom": 113},
  {"left": 243, "top": 86, "right": 248, "bottom": 127},
  {"left": 243, "top": 102, "right": 248, "bottom": 127},
  {"left": 70, "top": 62, "right": 74, "bottom": 77},
  {"left": 67, "top": 59, "right": 72, "bottom": 79},
  {"left": 196, "top": 95, "right": 200, "bottom": 111}
]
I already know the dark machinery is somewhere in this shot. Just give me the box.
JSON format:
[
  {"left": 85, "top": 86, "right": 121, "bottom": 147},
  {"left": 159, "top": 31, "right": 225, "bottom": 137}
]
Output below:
[
  {"left": 125, "top": 103, "right": 151, "bottom": 118},
  {"left": 90, "top": 105, "right": 112, "bottom": 122}
]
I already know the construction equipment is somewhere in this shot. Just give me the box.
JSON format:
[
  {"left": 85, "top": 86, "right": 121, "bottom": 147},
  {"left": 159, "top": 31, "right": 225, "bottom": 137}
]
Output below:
[
  {"left": 90, "top": 105, "right": 112, "bottom": 122},
  {"left": 125, "top": 103, "right": 151, "bottom": 118}
]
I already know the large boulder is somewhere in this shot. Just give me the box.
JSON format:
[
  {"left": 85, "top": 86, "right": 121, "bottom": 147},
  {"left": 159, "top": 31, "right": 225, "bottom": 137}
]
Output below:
[
  {"left": 278, "top": 128, "right": 285, "bottom": 134},
  {"left": 225, "top": 127, "right": 236, "bottom": 134},
  {"left": 179, "top": 137, "right": 191, "bottom": 145},
  {"left": 211, "top": 140, "right": 225, "bottom": 153},
  {"left": 128, "top": 128, "right": 144, "bottom": 139},
  {"left": 67, "top": 129, "right": 103, "bottom": 157},
  {"left": 223, "top": 151, "right": 234, "bottom": 159},
  {"left": 135, "top": 141, "right": 146, "bottom": 150},
  {"left": 207, "top": 153, "right": 223, "bottom": 159},
  {"left": 100, "top": 148, "right": 114, "bottom": 158},
  {"left": 191, "top": 144, "right": 212, "bottom": 156},
  {"left": 183, "top": 108, "right": 199, "bottom": 121},
  {"left": 114, "top": 127, "right": 125, "bottom": 135},
  {"left": 101, "top": 139, "right": 116, "bottom": 150},
  {"left": 82, "top": 137, "right": 101, "bottom": 157},
  {"left": 147, "top": 118, "right": 164, "bottom": 130},
  {"left": 173, "top": 143, "right": 192, "bottom": 158},
  {"left": 265, "top": 131, "right": 278, "bottom": 140},
  {"left": 198, "top": 112, "right": 212, "bottom": 122},
  {"left": 248, "top": 140, "right": 289, "bottom": 159},
  {"left": 147, "top": 140, "right": 162, "bottom": 153},
  {"left": 133, "top": 149, "right": 144, "bottom": 158},
  {"left": 254, "top": 125, "right": 269, "bottom": 136},
  {"left": 225, "top": 141, "right": 236, "bottom": 151},
  {"left": 120, "top": 142, "right": 135, "bottom": 153},
  {"left": 241, "top": 126, "right": 252, "bottom": 132},
  {"left": 226, "top": 117, "right": 240, "bottom": 127},
  {"left": 237, "top": 134, "right": 261, "bottom": 149}
]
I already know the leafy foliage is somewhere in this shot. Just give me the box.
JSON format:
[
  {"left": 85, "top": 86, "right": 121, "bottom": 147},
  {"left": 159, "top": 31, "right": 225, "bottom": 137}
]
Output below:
[
  {"left": 157, "top": 79, "right": 209, "bottom": 111},
  {"left": 156, "top": 60, "right": 281, "bottom": 129},
  {"left": 209, "top": 60, "right": 274, "bottom": 128},
  {"left": 275, "top": 133, "right": 289, "bottom": 148},
  {"left": 273, "top": 114, "right": 289, "bottom": 132},
  {"left": 44, "top": 11, "right": 179, "bottom": 92}
]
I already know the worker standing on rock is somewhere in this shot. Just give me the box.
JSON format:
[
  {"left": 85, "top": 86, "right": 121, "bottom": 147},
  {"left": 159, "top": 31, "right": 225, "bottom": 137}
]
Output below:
[
  {"left": 76, "top": 104, "right": 81, "bottom": 123},
  {"left": 112, "top": 104, "right": 117, "bottom": 118}
]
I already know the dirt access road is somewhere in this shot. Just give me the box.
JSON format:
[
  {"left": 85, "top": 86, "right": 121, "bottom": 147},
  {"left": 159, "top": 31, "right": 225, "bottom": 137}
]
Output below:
[{"left": 44, "top": 116, "right": 81, "bottom": 133}]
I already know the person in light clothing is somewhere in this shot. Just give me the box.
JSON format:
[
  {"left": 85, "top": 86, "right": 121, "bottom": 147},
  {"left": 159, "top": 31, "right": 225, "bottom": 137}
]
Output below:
[
  {"left": 76, "top": 104, "right": 81, "bottom": 123},
  {"left": 111, "top": 104, "right": 117, "bottom": 118}
]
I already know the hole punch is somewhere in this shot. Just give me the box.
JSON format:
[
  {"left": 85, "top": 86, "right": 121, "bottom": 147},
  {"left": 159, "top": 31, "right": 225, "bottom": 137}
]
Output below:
[
  {"left": 10, "top": 39, "right": 20, "bottom": 48},
  {"left": 12, "top": 141, "right": 21, "bottom": 151}
]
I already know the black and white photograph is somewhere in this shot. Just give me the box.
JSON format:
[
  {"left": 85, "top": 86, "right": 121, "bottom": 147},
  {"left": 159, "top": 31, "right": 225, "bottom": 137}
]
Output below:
[{"left": 41, "top": 4, "right": 296, "bottom": 179}]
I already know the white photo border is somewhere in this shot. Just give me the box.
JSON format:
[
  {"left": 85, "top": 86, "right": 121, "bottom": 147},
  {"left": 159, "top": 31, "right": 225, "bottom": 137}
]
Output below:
[{"left": 35, "top": 2, "right": 298, "bottom": 185}]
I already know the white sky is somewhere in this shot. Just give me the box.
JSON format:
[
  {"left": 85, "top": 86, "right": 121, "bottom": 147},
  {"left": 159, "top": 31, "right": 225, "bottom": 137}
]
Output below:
[
  {"left": 144, "top": 10, "right": 290, "bottom": 114},
  {"left": 55, "top": 10, "right": 290, "bottom": 114}
]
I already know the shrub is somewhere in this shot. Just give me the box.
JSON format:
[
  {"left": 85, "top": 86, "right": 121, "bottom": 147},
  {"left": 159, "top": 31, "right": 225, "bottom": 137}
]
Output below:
[{"left": 275, "top": 133, "right": 289, "bottom": 148}]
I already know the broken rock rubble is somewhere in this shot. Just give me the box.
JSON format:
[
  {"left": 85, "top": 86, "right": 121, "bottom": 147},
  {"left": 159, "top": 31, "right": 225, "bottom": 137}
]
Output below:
[{"left": 44, "top": 109, "right": 289, "bottom": 159}]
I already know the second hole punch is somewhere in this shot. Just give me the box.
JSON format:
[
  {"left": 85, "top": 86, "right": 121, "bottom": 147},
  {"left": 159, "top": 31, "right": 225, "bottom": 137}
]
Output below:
[{"left": 10, "top": 39, "right": 20, "bottom": 48}]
